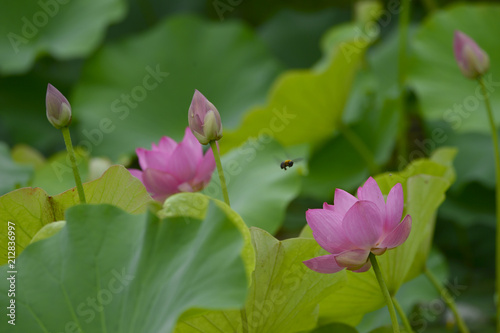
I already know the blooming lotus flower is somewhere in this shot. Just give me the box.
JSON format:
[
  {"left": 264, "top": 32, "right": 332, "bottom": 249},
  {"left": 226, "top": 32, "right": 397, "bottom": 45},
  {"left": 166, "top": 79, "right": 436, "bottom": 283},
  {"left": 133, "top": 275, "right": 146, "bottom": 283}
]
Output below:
[
  {"left": 453, "top": 30, "right": 490, "bottom": 79},
  {"left": 129, "top": 127, "right": 216, "bottom": 202},
  {"left": 188, "top": 90, "right": 223, "bottom": 145},
  {"left": 46, "top": 83, "right": 72, "bottom": 129},
  {"left": 304, "top": 177, "right": 412, "bottom": 274}
]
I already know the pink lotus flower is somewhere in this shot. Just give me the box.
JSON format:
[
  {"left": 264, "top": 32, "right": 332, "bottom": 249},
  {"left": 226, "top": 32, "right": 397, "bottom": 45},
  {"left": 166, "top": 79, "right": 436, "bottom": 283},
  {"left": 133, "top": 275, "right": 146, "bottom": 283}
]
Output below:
[
  {"left": 453, "top": 30, "right": 489, "bottom": 79},
  {"left": 304, "top": 177, "right": 412, "bottom": 274},
  {"left": 129, "top": 127, "right": 216, "bottom": 202}
]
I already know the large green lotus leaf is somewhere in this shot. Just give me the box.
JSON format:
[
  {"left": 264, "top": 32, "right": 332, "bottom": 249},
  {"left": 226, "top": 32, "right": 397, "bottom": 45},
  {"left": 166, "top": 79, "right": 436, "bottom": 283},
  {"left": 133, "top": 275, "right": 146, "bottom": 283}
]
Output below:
[
  {"left": 51, "top": 165, "right": 152, "bottom": 219},
  {"left": 221, "top": 34, "right": 367, "bottom": 153},
  {"left": 0, "top": 0, "right": 126, "bottom": 74},
  {"left": 203, "top": 139, "right": 301, "bottom": 234},
  {"left": 0, "top": 165, "right": 152, "bottom": 265},
  {"left": 175, "top": 227, "right": 346, "bottom": 333},
  {"left": 408, "top": 3, "right": 500, "bottom": 133},
  {"left": 72, "top": 15, "right": 282, "bottom": 160},
  {"left": 257, "top": 8, "right": 350, "bottom": 69},
  {"left": 299, "top": 148, "right": 456, "bottom": 326},
  {"left": 159, "top": 192, "right": 255, "bottom": 286},
  {"left": 0, "top": 201, "right": 248, "bottom": 332},
  {"left": 0, "top": 142, "right": 33, "bottom": 195}
]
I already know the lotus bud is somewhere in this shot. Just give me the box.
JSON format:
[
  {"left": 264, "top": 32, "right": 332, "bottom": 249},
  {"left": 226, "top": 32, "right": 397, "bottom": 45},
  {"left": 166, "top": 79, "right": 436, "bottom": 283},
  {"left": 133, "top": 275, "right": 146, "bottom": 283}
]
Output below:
[
  {"left": 188, "top": 90, "right": 223, "bottom": 145},
  {"left": 46, "top": 83, "right": 72, "bottom": 129},
  {"left": 453, "top": 30, "right": 490, "bottom": 79}
]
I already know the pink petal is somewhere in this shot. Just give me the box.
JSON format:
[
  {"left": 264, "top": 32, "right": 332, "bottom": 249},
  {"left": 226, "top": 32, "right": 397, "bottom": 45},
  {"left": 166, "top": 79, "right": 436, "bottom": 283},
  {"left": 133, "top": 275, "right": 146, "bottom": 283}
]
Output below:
[
  {"left": 142, "top": 169, "right": 181, "bottom": 202},
  {"left": 157, "top": 136, "right": 177, "bottom": 154},
  {"left": 324, "top": 189, "right": 358, "bottom": 216},
  {"left": 303, "top": 254, "right": 345, "bottom": 274},
  {"left": 335, "top": 249, "right": 370, "bottom": 268},
  {"left": 142, "top": 150, "right": 169, "bottom": 171},
  {"left": 181, "top": 127, "right": 203, "bottom": 161},
  {"left": 385, "top": 183, "right": 404, "bottom": 232},
  {"left": 350, "top": 260, "right": 372, "bottom": 273},
  {"left": 453, "top": 31, "right": 467, "bottom": 67},
  {"left": 379, "top": 215, "right": 412, "bottom": 249},
  {"left": 191, "top": 114, "right": 204, "bottom": 135},
  {"left": 136, "top": 148, "right": 149, "bottom": 170},
  {"left": 164, "top": 139, "right": 199, "bottom": 183},
  {"left": 357, "top": 177, "right": 385, "bottom": 217},
  {"left": 343, "top": 201, "right": 384, "bottom": 249},
  {"left": 128, "top": 169, "right": 143, "bottom": 183},
  {"left": 306, "top": 209, "right": 352, "bottom": 254},
  {"left": 189, "top": 90, "right": 210, "bottom": 119},
  {"left": 193, "top": 145, "right": 216, "bottom": 186}
]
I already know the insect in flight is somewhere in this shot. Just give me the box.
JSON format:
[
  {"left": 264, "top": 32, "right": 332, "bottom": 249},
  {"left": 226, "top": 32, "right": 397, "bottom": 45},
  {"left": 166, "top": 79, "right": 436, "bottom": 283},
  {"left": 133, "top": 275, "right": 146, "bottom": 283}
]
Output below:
[{"left": 280, "top": 158, "right": 303, "bottom": 171}]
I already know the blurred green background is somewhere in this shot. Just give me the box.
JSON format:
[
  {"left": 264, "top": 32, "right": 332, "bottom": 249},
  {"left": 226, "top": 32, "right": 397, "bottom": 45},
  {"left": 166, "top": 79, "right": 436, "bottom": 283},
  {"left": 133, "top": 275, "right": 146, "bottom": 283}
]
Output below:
[{"left": 0, "top": 0, "right": 498, "bottom": 331}]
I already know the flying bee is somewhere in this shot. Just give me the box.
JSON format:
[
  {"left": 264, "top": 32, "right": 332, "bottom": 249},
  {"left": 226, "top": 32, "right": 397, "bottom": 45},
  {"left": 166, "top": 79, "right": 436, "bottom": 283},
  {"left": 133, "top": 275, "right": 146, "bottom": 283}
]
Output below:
[{"left": 280, "top": 158, "right": 303, "bottom": 171}]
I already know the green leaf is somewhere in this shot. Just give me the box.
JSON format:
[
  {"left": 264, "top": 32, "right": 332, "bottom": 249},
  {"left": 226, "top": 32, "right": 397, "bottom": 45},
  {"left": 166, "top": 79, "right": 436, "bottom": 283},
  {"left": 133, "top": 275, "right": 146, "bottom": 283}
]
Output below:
[
  {"left": 257, "top": 8, "right": 350, "bottom": 68},
  {"left": 408, "top": 3, "right": 500, "bottom": 133},
  {"left": 72, "top": 15, "right": 283, "bottom": 160},
  {"left": 203, "top": 139, "right": 302, "bottom": 234},
  {"left": 30, "top": 220, "right": 66, "bottom": 244},
  {"left": 160, "top": 192, "right": 256, "bottom": 286},
  {"left": 0, "top": 201, "right": 249, "bottom": 332},
  {"left": 0, "top": 0, "right": 126, "bottom": 74},
  {"left": 221, "top": 35, "right": 368, "bottom": 153},
  {"left": 51, "top": 165, "right": 152, "bottom": 219},
  {"left": 0, "top": 165, "right": 152, "bottom": 265},
  {"left": 11, "top": 144, "right": 46, "bottom": 169},
  {"left": 175, "top": 228, "right": 346, "bottom": 333},
  {"left": 0, "top": 142, "right": 33, "bottom": 195},
  {"left": 305, "top": 322, "right": 359, "bottom": 333},
  {"left": 300, "top": 148, "right": 457, "bottom": 326}
]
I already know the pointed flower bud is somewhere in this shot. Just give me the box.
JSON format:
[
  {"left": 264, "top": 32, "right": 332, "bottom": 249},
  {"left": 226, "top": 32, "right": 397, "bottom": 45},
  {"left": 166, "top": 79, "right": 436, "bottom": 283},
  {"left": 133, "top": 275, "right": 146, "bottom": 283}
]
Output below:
[
  {"left": 453, "top": 30, "right": 490, "bottom": 79},
  {"left": 188, "top": 90, "right": 223, "bottom": 145},
  {"left": 46, "top": 83, "right": 72, "bottom": 129}
]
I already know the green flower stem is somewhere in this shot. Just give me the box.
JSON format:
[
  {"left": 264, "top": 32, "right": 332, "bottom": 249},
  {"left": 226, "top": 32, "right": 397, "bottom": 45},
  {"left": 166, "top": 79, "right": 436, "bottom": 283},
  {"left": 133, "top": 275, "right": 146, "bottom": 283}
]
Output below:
[
  {"left": 424, "top": 267, "right": 469, "bottom": 333},
  {"left": 392, "top": 296, "right": 413, "bottom": 333},
  {"left": 209, "top": 141, "right": 230, "bottom": 206},
  {"left": 478, "top": 76, "right": 500, "bottom": 331},
  {"left": 369, "top": 253, "right": 400, "bottom": 333},
  {"left": 61, "top": 127, "right": 86, "bottom": 204},
  {"left": 210, "top": 140, "right": 248, "bottom": 332},
  {"left": 338, "top": 123, "right": 380, "bottom": 175},
  {"left": 396, "top": 0, "right": 411, "bottom": 161}
]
